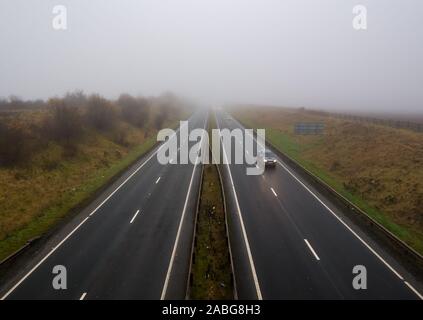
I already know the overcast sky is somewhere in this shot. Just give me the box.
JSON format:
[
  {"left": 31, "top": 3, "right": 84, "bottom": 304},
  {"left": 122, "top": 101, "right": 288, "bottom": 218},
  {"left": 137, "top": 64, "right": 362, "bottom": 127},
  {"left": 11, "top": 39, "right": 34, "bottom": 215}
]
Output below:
[{"left": 0, "top": 0, "right": 422, "bottom": 112}]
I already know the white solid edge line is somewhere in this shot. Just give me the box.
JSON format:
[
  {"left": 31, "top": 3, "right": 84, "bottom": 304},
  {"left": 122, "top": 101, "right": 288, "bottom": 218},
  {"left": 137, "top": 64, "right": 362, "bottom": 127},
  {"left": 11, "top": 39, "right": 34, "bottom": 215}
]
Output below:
[
  {"left": 0, "top": 115, "right": 192, "bottom": 300},
  {"left": 79, "top": 292, "right": 87, "bottom": 300},
  {"left": 235, "top": 113, "right": 404, "bottom": 275},
  {"left": 278, "top": 160, "right": 405, "bottom": 280},
  {"left": 404, "top": 282, "right": 423, "bottom": 300},
  {"left": 270, "top": 187, "right": 277, "bottom": 197},
  {"left": 156, "top": 177, "right": 161, "bottom": 184},
  {"left": 304, "top": 239, "right": 320, "bottom": 261},
  {"left": 130, "top": 210, "right": 140, "bottom": 224},
  {"left": 1, "top": 216, "right": 90, "bottom": 300},
  {"left": 217, "top": 114, "right": 263, "bottom": 300},
  {"left": 1, "top": 147, "right": 159, "bottom": 299},
  {"left": 160, "top": 116, "right": 207, "bottom": 300},
  {"left": 228, "top": 112, "right": 423, "bottom": 299}
]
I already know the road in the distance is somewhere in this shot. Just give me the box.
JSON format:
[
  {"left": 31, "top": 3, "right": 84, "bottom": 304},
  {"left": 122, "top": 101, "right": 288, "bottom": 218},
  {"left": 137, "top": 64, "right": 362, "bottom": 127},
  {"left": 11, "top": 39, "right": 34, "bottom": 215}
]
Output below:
[
  {"left": 1, "top": 110, "right": 207, "bottom": 300},
  {"left": 216, "top": 110, "right": 421, "bottom": 299}
]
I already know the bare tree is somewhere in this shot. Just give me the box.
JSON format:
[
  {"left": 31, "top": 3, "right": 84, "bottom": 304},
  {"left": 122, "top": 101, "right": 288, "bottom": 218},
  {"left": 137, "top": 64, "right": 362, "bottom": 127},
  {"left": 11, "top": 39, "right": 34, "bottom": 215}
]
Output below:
[
  {"left": 118, "top": 94, "right": 150, "bottom": 128},
  {"left": 86, "top": 94, "right": 117, "bottom": 131},
  {"left": 0, "top": 122, "right": 29, "bottom": 166},
  {"left": 63, "top": 90, "right": 87, "bottom": 108},
  {"left": 47, "top": 98, "right": 83, "bottom": 144}
]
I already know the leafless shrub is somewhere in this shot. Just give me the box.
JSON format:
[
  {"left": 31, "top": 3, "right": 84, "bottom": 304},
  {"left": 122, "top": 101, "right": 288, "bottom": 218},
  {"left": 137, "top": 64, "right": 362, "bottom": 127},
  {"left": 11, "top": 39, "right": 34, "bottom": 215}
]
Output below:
[
  {"left": 0, "top": 122, "right": 31, "bottom": 166},
  {"left": 46, "top": 98, "right": 83, "bottom": 144},
  {"left": 62, "top": 142, "right": 78, "bottom": 159},
  {"left": 8, "top": 95, "right": 24, "bottom": 109},
  {"left": 112, "top": 127, "right": 131, "bottom": 147},
  {"left": 0, "top": 98, "right": 8, "bottom": 109},
  {"left": 118, "top": 94, "right": 150, "bottom": 128},
  {"left": 154, "top": 106, "right": 168, "bottom": 130},
  {"left": 0, "top": 96, "right": 46, "bottom": 111},
  {"left": 0, "top": 92, "right": 188, "bottom": 166},
  {"left": 63, "top": 90, "right": 87, "bottom": 108},
  {"left": 85, "top": 94, "right": 117, "bottom": 131}
]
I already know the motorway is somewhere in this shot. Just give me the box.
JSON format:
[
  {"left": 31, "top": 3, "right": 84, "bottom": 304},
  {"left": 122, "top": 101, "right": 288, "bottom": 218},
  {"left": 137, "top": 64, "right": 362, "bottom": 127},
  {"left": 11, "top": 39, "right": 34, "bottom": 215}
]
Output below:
[
  {"left": 215, "top": 110, "right": 422, "bottom": 300},
  {"left": 0, "top": 110, "right": 208, "bottom": 300},
  {"left": 1, "top": 108, "right": 421, "bottom": 300}
]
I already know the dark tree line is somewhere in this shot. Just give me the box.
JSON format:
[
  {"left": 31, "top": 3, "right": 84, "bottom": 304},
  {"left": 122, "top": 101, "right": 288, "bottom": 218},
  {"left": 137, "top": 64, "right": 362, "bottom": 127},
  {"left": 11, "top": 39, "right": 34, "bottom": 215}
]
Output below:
[{"left": 0, "top": 91, "right": 189, "bottom": 166}]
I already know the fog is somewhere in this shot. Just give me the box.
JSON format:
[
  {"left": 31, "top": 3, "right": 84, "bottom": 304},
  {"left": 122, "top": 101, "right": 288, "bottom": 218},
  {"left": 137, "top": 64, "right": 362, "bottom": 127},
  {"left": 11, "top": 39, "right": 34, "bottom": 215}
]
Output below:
[{"left": 0, "top": 0, "right": 422, "bottom": 113}]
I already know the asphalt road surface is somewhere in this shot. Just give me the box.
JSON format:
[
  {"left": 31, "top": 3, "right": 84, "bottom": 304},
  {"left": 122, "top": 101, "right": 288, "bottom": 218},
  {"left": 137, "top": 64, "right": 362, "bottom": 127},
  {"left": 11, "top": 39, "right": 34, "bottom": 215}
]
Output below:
[
  {"left": 215, "top": 110, "right": 422, "bottom": 300},
  {"left": 1, "top": 108, "right": 421, "bottom": 300},
  {"left": 1, "top": 110, "right": 208, "bottom": 300}
]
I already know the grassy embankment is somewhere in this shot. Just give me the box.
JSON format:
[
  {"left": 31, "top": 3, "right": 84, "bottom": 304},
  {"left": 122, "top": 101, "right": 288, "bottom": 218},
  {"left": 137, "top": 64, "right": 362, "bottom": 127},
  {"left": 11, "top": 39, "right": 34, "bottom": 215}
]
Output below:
[
  {"left": 231, "top": 106, "right": 423, "bottom": 255},
  {"left": 190, "top": 112, "right": 233, "bottom": 299},
  {"left": 0, "top": 94, "right": 188, "bottom": 261}
]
